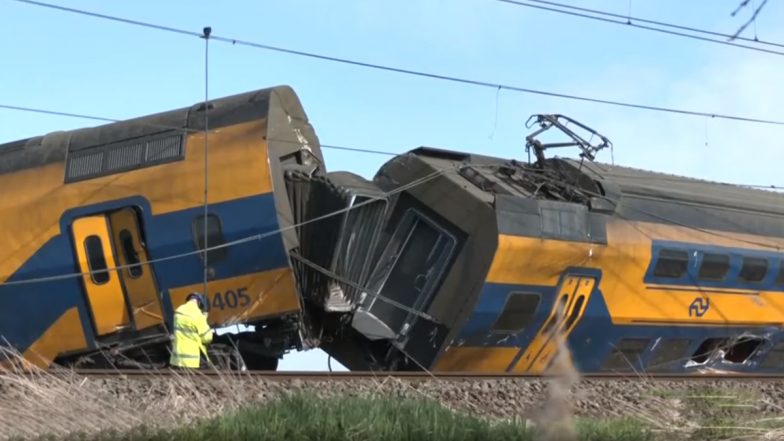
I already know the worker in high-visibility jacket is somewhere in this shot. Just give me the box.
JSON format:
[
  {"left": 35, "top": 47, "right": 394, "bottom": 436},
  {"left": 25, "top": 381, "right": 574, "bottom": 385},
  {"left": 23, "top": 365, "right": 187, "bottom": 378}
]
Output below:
[{"left": 169, "top": 292, "right": 214, "bottom": 369}]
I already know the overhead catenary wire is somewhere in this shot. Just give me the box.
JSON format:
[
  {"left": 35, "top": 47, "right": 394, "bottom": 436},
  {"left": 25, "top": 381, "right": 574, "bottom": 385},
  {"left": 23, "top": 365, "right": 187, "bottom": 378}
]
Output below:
[
  {"left": 9, "top": 0, "right": 784, "bottom": 128},
  {"left": 730, "top": 0, "right": 769, "bottom": 41},
  {"left": 495, "top": 0, "right": 784, "bottom": 57},
  {"left": 0, "top": 101, "right": 399, "bottom": 157},
  {"left": 3, "top": 100, "right": 784, "bottom": 191},
  {"left": 496, "top": 0, "right": 784, "bottom": 51},
  {"left": 3, "top": 99, "right": 784, "bottom": 192}
]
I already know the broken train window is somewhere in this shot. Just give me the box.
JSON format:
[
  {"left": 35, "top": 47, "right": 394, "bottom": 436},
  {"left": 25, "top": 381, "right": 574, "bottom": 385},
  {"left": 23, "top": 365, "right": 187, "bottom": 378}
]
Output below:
[{"left": 491, "top": 293, "right": 540, "bottom": 334}]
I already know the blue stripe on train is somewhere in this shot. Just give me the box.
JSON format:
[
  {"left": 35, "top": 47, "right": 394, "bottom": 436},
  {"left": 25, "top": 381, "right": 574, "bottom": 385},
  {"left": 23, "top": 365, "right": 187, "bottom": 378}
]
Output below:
[
  {"left": 456, "top": 273, "right": 784, "bottom": 373},
  {"left": 0, "top": 192, "right": 287, "bottom": 355}
]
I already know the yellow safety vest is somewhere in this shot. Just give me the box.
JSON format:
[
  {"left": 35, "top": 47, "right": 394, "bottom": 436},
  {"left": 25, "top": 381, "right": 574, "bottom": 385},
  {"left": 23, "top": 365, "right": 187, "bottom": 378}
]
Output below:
[{"left": 169, "top": 301, "right": 213, "bottom": 368}]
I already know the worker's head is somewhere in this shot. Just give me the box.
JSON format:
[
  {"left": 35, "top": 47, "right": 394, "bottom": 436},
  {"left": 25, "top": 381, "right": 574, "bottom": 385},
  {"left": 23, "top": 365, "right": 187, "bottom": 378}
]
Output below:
[{"left": 186, "top": 292, "right": 209, "bottom": 313}]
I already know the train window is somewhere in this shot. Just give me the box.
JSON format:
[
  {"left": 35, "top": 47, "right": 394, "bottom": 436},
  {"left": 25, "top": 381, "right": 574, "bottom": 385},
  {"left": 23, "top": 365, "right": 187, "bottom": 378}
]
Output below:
[
  {"left": 690, "top": 338, "right": 727, "bottom": 364},
  {"left": 724, "top": 337, "right": 764, "bottom": 363},
  {"left": 698, "top": 253, "right": 729, "bottom": 281},
  {"left": 601, "top": 339, "right": 650, "bottom": 372},
  {"left": 119, "top": 230, "right": 142, "bottom": 279},
  {"left": 761, "top": 342, "right": 784, "bottom": 369},
  {"left": 653, "top": 249, "right": 688, "bottom": 278},
  {"left": 739, "top": 257, "right": 768, "bottom": 283},
  {"left": 647, "top": 339, "right": 691, "bottom": 371},
  {"left": 491, "top": 293, "right": 540, "bottom": 333},
  {"left": 192, "top": 214, "right": 227, "bottom": 262},
  {"left": 563, "top": 295, "right": 586, "bottom": 330},
  {"left": 84, "top": 235, "right": 110, "bottom": 285},
  {"left": 777, "top": 261, "right": 784, "bottom": 286}
]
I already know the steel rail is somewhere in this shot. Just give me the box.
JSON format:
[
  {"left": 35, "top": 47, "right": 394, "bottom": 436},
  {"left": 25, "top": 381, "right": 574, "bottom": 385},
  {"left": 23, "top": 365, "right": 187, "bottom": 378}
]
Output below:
[{"left": 23, "top": 369, "right": 784, "bottom": 381}]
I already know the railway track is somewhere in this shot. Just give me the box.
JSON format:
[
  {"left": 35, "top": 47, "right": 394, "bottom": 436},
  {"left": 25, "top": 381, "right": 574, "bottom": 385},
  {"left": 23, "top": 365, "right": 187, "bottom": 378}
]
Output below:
[{"left": 28, "top": 369, "right": 784, "bottom": 381}]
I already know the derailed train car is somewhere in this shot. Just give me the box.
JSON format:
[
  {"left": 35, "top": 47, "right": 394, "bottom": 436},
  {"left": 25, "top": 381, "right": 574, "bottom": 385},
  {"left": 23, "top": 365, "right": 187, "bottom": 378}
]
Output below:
[
  {"left": 4, "top": 85, "right": 784, "bottom": 374},
  {"left": 290, "top": 115, "right": 784, "bottom": 374},
  {"left": 0, "top": 86, "right": 324, "bottom": 369}
]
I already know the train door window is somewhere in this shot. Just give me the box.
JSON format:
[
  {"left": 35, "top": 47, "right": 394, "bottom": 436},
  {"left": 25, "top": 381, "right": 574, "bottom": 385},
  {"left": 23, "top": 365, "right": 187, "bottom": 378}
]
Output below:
[
  {"left": 563, "top": 295, "right": 586, "bottom": 330},
  {"left": 491, "top": 293, "right": 540, "bottom": 333},
  {"left": 761, "top": 342, "right": 784, "bottom": 368},
  {"left": 777, "top": 261, "right": 784, "bottom": 286},
  {"left": 647, "top": 339, "right": 691, "bottom": 371},
  {"left": 698, "top": 253, "right": 730, "bottom": 281},
  {"left": 84, "top": 235, "right": 110, "bottom": 284},
  {"left": 653, "top": 249, "right": 688, "bottom": 278},
  {"left": 739, "top": 257, "right": 768, "bottom": 283},
  {"left": 192, "top": 214, "right": 227, "bottom": 262},
  {"left": 119, "top": 230, "right": 142, "bottom": 278},
  {"left": 601, "top": 338, "right": 650, "bottom": 372}
]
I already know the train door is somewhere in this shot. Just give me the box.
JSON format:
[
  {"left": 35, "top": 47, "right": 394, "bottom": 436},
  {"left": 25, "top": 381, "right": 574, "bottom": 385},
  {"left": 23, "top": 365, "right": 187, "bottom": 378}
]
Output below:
[
  {"left": 72, "top": 215, "right": 131, "bottom": 336},
  {"left": 71, "top": 208, "right": 163, "bottom": 337},
  {"left": 107, "top": 208, "right": 164, "bottom": 330},
  {"left": 355, "top": 209, "right": 457, "bottom": 341},
  {"left": 512, "top": 274, "right": 595, "bottom": 373}
]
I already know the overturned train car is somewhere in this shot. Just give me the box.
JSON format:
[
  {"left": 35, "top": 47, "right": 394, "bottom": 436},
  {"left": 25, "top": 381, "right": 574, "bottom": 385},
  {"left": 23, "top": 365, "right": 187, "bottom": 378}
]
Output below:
[
  {"left": 0, "top": 86, "right": 324, "bottom": 369},
  {"left": 290, "top": 146, "right": 784, "bottom": 374}
]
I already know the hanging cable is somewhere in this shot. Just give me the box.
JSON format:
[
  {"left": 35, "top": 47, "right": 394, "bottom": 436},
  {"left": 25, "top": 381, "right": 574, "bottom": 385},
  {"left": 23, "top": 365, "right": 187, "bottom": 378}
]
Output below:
[
  {"left": 8, "top": 0, "right": 784, "bottom": 127},
  {"left": 0, "top": 166, "right": 447, "bottom": 287}
]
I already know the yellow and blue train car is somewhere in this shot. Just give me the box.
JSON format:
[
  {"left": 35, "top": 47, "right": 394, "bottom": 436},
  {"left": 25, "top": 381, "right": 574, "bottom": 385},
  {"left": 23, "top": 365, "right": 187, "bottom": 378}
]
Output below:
[
  {"left": 294, "top": 144, "right": 784, "bottom": 374},
  {"left": 0, "top": 86, "right": 324, "bottom": 369}
]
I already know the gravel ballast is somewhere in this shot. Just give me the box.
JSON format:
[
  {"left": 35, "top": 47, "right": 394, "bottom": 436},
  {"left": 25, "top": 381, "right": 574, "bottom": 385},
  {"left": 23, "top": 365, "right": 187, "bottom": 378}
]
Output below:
[{"left": 1, "top": 372, "right": 780, "bottom": 440}]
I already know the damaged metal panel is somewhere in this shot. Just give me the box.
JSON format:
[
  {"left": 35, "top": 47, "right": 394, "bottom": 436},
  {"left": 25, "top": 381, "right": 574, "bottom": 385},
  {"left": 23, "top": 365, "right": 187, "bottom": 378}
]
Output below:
[{"left": 285, "top": 170, "right": 389, "bottom": 313}]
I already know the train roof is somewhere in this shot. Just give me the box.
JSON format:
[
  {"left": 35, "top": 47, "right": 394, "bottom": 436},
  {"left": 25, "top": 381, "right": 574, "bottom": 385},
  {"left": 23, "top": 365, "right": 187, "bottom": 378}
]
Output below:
[
  {"left": 570, "top": 159, "right": 784, "bottom": 217},
  {"left": 395, "top": 147, "right": 784, "bottom": 217},
  {"left": 0, "top": 85, "right": 309, "bottom": 176}
]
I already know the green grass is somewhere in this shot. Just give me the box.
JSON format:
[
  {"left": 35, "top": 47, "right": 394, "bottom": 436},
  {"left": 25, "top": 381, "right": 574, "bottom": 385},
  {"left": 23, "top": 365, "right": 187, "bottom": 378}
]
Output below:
[{"left": 49, "top": 394, "right": 653, "bottom": 441}]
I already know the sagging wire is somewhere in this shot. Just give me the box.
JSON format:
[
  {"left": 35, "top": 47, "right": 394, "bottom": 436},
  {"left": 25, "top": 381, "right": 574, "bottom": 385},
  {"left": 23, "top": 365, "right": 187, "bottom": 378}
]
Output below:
[
  {"left": 0, "top": 167, "right": 447, "bottom": 303},
  {"left": 2, "top": 99, "right": 780, "bottom": 189},
  {"left": 10, "top": 0, "right": 784, "bottom": 127}
]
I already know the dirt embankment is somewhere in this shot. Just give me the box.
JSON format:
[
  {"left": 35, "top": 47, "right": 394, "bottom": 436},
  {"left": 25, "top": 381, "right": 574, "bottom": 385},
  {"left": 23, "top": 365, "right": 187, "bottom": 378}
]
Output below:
[{"left": 1, "top": 373, "right": 782, "bottom": 440}]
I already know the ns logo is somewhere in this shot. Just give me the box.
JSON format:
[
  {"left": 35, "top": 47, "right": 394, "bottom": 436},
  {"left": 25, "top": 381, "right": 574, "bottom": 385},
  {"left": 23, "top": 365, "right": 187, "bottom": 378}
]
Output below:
[{"left": 688, "top": 297, "right": 710, "bottom": 317}]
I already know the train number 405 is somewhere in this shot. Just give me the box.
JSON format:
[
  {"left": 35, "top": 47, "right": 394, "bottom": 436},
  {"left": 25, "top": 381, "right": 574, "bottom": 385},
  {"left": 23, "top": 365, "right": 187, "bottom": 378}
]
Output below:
[{"left": 208, "top": 288, "right": 251, "bottom": 310}]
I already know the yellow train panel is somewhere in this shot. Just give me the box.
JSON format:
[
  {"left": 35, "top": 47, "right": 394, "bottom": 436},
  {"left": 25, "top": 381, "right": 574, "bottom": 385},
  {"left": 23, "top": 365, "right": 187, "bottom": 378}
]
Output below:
[
  {"left": 432, "top": 347, "right": 520, "bottom": 372},
  {"left": 168, "top": 268, "right": 300, "bottom": 326},
  {"left": 0, "top": 120, "right": 269, "bottom": 287},
  {"left": 22, "top": 308, "right": 87, "bottom": 368},
  {"left": 514, "top": 276, "right": 595, "bottom": 373},
  {"left": 486, "top": 219, "right": 784, "bottom": 328}
]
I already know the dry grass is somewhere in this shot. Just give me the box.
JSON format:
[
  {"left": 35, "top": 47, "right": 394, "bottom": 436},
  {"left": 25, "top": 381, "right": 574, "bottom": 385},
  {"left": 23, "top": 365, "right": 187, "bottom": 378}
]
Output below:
[
  {"left": 4, "top": 344, "right": 784, "bottom": 441},
  {"left": 0, "top": 347, "right": 265, "bottom": 440}
]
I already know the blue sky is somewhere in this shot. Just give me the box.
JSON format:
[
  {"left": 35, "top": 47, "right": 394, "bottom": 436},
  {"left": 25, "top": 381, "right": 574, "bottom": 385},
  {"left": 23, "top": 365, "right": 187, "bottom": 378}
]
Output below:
[{"left": 2, "top": 0, "right": 783, "bottom": 370}]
